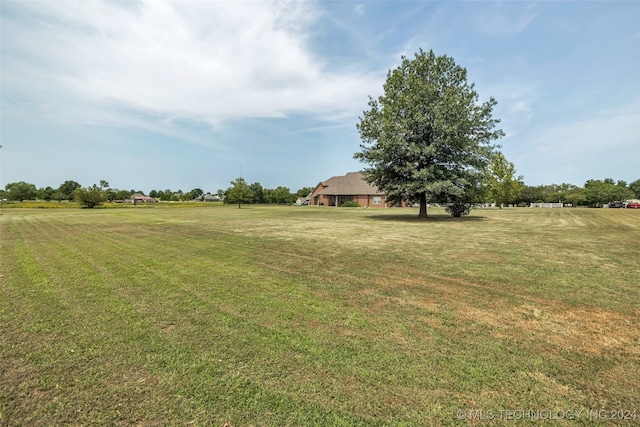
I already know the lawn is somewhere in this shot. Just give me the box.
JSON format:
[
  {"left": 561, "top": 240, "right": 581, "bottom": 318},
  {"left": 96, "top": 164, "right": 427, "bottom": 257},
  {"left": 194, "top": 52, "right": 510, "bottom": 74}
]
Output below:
[{"left": 1, "top": 206, "right": 638, "bottom": 426}]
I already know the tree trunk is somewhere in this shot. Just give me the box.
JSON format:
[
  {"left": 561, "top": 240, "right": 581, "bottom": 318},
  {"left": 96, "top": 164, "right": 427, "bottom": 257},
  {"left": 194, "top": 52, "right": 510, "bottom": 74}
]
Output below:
[{"left": 418, "top": 192, "right": 427, "bottom": 218}]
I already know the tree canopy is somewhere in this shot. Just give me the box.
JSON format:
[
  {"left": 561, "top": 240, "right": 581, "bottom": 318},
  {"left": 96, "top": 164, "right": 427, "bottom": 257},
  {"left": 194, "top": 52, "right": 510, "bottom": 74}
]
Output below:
[
  {"left": 5, "top": 181, "right": 37, "bottom": 201},
  {"left": 355, "top": 49, "right": 503, "bottom": 217},
  {"left": 629, "top": 179, "right": 640, "bottom": 199},
  {"left": 584, "top": 179, "right": 635, "bottom": 207},
  {"left": 250, "top": 182, "right": 266, "bottom": 204},
  {"left": 74, "top": 184, "right": 107, "bottom": 208},
  {"left": 485, "top": 152, "right": 524, "bottom": 208},
  {"left": 267, "top": 186, "right": 296, "bottom": 204},
  {"left": 225, "top": 177, "right": 253, "bottom": 208},
  {"left": 296, "top": 187, "right": 314, "bottom": 198},
  {"left": 58, "top": 180, "right": 81, "bottom": 200}
]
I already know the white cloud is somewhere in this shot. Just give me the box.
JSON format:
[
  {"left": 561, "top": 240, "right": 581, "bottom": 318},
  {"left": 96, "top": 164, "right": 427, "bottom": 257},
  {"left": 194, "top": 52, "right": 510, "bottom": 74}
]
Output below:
[
  {"left": 510, "top": 101, "right": 530, "bottom": 114},
  {"left": 2, "top": 0, "right": 379, "bottom": 129},
  {"left": 531, "top": 101, "right": 640, "bottom": 156},
  {"left": 480, "top": 81, "right": 540, "bottom": 141},
  {"left": 506, "top": 99, "right": 640, "bottom": 184},
  {"left": 475, "top": 4, "right": 537, "bottom": 36},
  {"left": 353, "top": 4, "right": 365, "bottom": 16}
]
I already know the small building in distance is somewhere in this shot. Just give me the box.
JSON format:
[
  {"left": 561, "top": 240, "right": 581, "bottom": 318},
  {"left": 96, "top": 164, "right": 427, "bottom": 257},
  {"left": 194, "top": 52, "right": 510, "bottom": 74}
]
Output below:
[
  {"left": 131, "top": 193, "right": 157, "bottom": 203},
  {"left": 198, "top": 193, "right": 221, "bottom": 202},
  {"left": 309, "top": 172, "right": 390, "bottom": 208}
]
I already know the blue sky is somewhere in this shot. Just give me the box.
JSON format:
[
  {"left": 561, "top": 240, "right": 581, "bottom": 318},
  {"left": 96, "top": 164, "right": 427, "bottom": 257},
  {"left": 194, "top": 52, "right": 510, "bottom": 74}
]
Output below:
[{"left": 1, "top": 1, "right": 638, "bottom": 194}]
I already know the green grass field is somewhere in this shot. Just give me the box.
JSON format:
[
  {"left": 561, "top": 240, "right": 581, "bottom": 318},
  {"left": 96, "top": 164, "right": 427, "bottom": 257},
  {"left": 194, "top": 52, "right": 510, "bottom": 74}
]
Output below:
[{"left": 1, "top": 206, "right": 638, "bottom": 426}]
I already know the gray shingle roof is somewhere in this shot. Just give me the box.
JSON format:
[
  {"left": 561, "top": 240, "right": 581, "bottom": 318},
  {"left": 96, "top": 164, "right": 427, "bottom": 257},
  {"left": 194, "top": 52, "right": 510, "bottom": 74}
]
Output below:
[{"left": 314, "top": 172, "right": 383, "bottom": 196}]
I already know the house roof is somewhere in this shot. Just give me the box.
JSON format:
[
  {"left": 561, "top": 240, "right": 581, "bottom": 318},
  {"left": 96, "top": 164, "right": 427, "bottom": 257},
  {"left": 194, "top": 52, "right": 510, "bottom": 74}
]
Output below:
[
  {"left": 132, "top": 194, "right": 155, "bottom": 201},
  {"left": 313, "top": 172, "right": 383, "bottom": 196}
]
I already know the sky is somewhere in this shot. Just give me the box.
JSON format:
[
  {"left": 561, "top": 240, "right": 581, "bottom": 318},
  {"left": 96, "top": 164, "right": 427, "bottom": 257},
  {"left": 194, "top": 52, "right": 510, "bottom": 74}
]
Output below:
[{"left": 1, "top": 0, "right": 639, "bottom": 194}]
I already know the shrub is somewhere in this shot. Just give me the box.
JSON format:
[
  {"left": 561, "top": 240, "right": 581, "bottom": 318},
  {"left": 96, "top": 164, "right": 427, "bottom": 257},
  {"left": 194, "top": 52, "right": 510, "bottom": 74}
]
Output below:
[
  {"left": 74, "top": 186, "right": 107, "bottom": 208},
  {"left": 340, "top": 201, "right": 361, "bottom": 207},
  {"left": 445, "top": 202, "right": 473, "bottom": 217}
]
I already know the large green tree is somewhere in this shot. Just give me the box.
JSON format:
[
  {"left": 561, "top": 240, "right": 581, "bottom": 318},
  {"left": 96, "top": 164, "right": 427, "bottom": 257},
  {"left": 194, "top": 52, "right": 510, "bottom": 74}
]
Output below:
[
  {"left": 270, "top": 186, "right": 295, "bottom": 204},
  {"left": 5, "top": 181, "right": 37, "bottom": 201},
  {"left": 515, "top": 185, "right": 543, "bottom": 205},
  {"left": 114, "top": 189, "right": 132, "bottom": 201},
  {"left": 57, "top": 180, "right": 81, "bottom": 200},
  {"left": 484, "top": 152, "right": 524, "bottom": 208},
  {"left": 296, "top": 187, "right": 314, "bottom": 198},
  {"left": 355, "top": 49, "right": 503, "bottom": 218},
  {"left": 225, "top": 177, "right": 253, "bottom": 208},
  {"left": 52, "top": 190, "right": 66, "bottom": 203},
  {"left": 157, "top": 189, "right": 177, "bottom": 201},
  {"left": 36, "top": 186, "right": 55, "bottom": 201},
  {"left": 250, "top": 182, "right": 266, "bottom": 204}
]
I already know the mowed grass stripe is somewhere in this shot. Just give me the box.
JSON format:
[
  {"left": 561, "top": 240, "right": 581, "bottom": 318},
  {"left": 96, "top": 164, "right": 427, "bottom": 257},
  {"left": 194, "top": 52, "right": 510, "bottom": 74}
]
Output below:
[
  {"left": 2, "top": 212, "right": 384, "bottom": 424},
  {"left": 2, "top": 218, "right": 199, "bottom": 424},
  {"left": 1, "top": 206, "right": 639, "bottom": 425},
  {"left": 3, "top": 209, "right": 420, "bottom": 422}
]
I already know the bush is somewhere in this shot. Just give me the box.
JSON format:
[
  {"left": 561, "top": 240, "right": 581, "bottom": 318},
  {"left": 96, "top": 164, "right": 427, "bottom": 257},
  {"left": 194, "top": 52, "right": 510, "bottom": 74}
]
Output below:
[
  {"left": 74, "top": 186, "right": 107, "bottom": 208},
  {"left": 340, "top": 201, "right": 361, "bottom": 207},
  {"left": 445, "top": 202, "right": 473, "bottom": 217}
]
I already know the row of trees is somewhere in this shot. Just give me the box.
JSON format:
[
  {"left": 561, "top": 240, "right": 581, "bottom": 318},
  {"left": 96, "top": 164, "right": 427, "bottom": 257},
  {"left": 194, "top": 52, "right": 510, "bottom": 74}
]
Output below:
[
  {"left": 2, "top": 180, "right": 82, "bottom": 203},
  {"left": 0, "top": 178, "right": 315, "bottom": 209},
  {"left": 481, "top": 155, "right": 639, "bottom": 207},
  {"left": 0, "top": 180, "right": 209, "bottom": 203},
  {"left": 4, "top": 174, "right": 638, "bottom": 209},
  {"left": 3, "top": 170, "right": 639, "bottom": 210},
  {"left": 514, "top": 179, "right": 639, "bottom": 207},
  {"left": 218, "top": 179, "right": 314, "bottom": 208}
]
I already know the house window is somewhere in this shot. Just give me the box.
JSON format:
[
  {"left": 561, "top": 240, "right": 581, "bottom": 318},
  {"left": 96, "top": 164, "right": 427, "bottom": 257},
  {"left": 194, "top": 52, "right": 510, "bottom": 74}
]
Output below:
[{"left": 373, "top": 196, "right": 382, "bottom": 205}]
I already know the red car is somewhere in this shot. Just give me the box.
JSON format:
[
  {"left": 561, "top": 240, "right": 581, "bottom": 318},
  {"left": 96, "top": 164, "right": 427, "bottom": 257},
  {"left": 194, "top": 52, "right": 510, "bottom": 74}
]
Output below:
[{"left": 627, "top": 202, "right": 640, "bottom": 209}]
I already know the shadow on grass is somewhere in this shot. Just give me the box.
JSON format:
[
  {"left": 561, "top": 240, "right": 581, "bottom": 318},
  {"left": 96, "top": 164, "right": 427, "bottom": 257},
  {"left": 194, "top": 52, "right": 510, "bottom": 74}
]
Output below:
[{"left": 365, "top": 213, "right": 486, "bottom": 222}]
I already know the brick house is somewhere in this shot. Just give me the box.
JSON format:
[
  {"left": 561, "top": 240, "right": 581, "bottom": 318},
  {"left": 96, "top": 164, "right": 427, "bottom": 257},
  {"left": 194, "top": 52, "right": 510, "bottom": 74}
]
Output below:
[
  {"left": 131, "top": 193, "right": 157, "bottom": 203},
  {"left": 196, "top": 194, "right": 221, "bottom": 202},
  {"left": 309, "top": 172, "right": 390, "bottom": 208}
]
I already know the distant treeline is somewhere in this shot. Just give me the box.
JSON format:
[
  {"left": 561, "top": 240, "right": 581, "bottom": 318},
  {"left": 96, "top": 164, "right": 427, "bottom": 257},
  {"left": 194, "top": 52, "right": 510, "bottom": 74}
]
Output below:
[
  {"left": 2, "top": 178, "right": 639, "bottom": 208},
  {"left": 510, "top": 179, "right": 639, "bottom": 207},
  {"left": 0, "top": 179, "right": 315, "bottom": 206}
]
